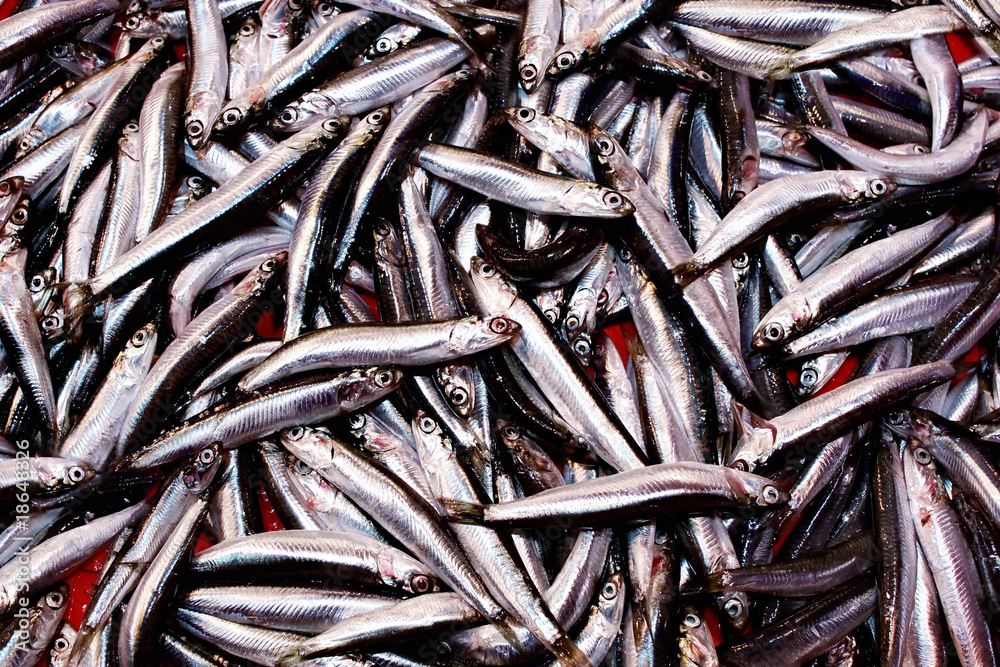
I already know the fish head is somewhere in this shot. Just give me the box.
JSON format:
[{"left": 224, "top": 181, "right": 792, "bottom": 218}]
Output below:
[
  {"left": 504, "top": 106, "right": 538, "bottom": 132},
  {"left": 281, "top": 425, "right": 335, "bottom": 469},
  {"left": 0, "top": 198, "right": 29, "bottom": 238},
  {"left": 838, "top": 171, "right": 896, "bottom": 203},
  {"left": 726, "top": 467, "right": 789, "bottom": 507},
  {"left": 752, "top": 294, "right": 809, "bottom": 349},
  {"left": 597, "top": 571, "right": 626, "bottom": 627},
  {"left": 467, "top": 257, "right": 519, "bottom": 317},
  {"left": 545, "top": 30, "right": 598, "bottom": 77},
  {"left": 435, "top": 363, "right": 476, "bottom": 418},
  {"left": 902, "top": 438, "right": 944, "bottom": 506},
  {"left": 373, "top": 217, "right": 407, "bottom": 267},
  {"left": 517, "top": 35, "right": 555, "bottom": 92},
  {"left": 571, "top": 182, "right": 634, "bottom": 218},
  {"left": 411, "top": 410, "right": 455, "bottom": 471},
  {"left": 182, "top": 443, "right": 223, "bottom": 492},
  {"left": 590, "top": 127, "right": 637, "bottom": 192},
  {"left": 121, "top": 321, "right": 158, "bottom": 372},
  {"left": 335, "top": 367, "right": 402, "bottom": 413},
  {"left": 883, "top": 408, "right": 929, "bottom": 440},
  {"left": 679, "top": 606, "right": 719, "bottom": 667},
  {"left": 35, "top": 458, "right": 93, "bottom": 492},
  {"left": 287, "top": 456, "right": 337, "bottom": 513},
  {"left": 0, "top": 176, "right": 23, "bottom": 212},
  {"left": 450, "top": 316, "right": 520, "bottom": 355}
]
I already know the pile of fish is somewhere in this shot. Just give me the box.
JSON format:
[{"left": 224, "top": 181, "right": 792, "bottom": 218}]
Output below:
[{"left": 3, "top": 0, "right": 1000, "bottom": 665}]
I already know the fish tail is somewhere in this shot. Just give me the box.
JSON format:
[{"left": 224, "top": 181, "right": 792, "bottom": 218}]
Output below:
[
  {"left": 440, "top": 498, "right": 486, "bottom": 523},
  {"left": 549, "top": 633, "right": 593, "bottom": 667},
  {"left": 62, "top": 281, "right": 97, "bottom": 342},
  {"left": 701, "top": 572, "right": 725, "bottom": 594},
  {"left": 672, "top": 260, "right": 698, "bottom": 288}
]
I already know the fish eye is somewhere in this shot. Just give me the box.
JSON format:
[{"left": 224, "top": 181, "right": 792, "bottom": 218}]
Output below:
[
  {"left": 287, "top": 426, "right": 304, "bottom": 440},
  {"left": 516, "top": 107, "right": 535, "bottom": 122},
  {"left": 261, "top": 258, "right": 276, "bottom": 272},
  {"left": 368, "top": 111, "right": 385, "bottom": 124},
  {"left": 763, "top": 323, "right": 785, "bottom": 343},
  {"left": 762, "top": 485, "right": 782, "bottom": 504},
  {"left": 489, "top": 317, "right": 511, "bottom": 334},
  {"left": 348, "top": 414, "right": 366, "bottom": 429},
  {"left": 223, "top": 108, "right": 242, "bottom": 126},
  {"left": 11, "top": 207, "right": 27, "bottom": 223},
  {"left": 42, "top": 314, "right": 61, "bottom": 331},
  {"left": 479, "top": 263, "right": 497, "bottom": 277},
  {"left": 601, "top": 581, "right": 618, "bottom": 599},
  {"left": 187, "top": 120, "right": 204, "bottom": 137},
  {"left": 45, "top": 591, "right": 65, "bottom": 608},
  {"left": 318, "top": 2, "right": 333, "bottom": 14},
  {"left": 913, "top": 145, "right": 927, "bottom": 154},
  {"left": 555, "top": 52, "right": 575, "bottom": 70},
  {"left": 239, "top": 22, "right": 256, "bottom": 36},
  {"left": 54, "top": 637, "right": 69, "bottom": 651},
  {"left": 152, "top": 36, "right": 165, "bottom": 46},
  {"left": 125, "top": 122, "right": 139, "bottom": 133},
  {"left": 696, "top": 70, "right": 713, "bottom": 83},
  {"left": 573, "top": 337, "right": 591, "bottom": 358},
  {"left": 375, "top": 370, "right": 394, "bottom": 387},
  {"left": 198, "top": 448, "right": 216, "bottom": 465},
  {"left": 0, "top": 181, "right": 10, "bottom": 196},
  {"left": 655, "top": 529, "right": 669, "bottom": 544},
  {"left": 683, "top": 613, "right": 701, "bottom": 628},
  {"left": 914, "top": 447, "right": 932, "bottom": 465},
  {"left": 799, "top": 368, "right": 818, "bottom": 387},
  {"left": 278, "top": 108, "right": 297, "bottom": 125},
  {"left": 294, "top": 459, "right": 311, "bottom": 474},
  {"left": 29, "top": 275, "right": 45, "bottom": 291},
  {"left": 603, "top": 191, "right": 624, "bottom": 208},
  {"left": 18, "top": 138, "right": 30, "bottom": 151},
  {"left": 449, "top": 387, "right": 469, "bottom": 406},
  {"left": 288, "top": 0, "right": 304, "bottom": 10},
  {"left": 869, "top": 179, "right": 888, "bottom": 196},
  {"left": 565, "top": 315, "right": 580, "bottom": 331},
  {"left": 418, "top": 416, "right": 436, "bottom": 433},
  {"left": 732, "top": 253, "right": 750, "bottom": 269},
  {"left": 131, "top": 330, "right": 147, "bottom": 346},
  {"left": 725, "top": 599, "right": 743, "bottom": 618},
  {"left": 125, "top": 16, "right": 140, "bottom": 29},
  {"left": 322, "top": 118, "right": 341, "bottom": 133},
  {"left": 501, "top": 424, "right": 519, "bottom": 439},
  {"left": 596, "top": 136, "right": 615, "bottom": 155},
  {"left": 188, "top": 176, "right": 204, "bottom": 188},
  {"left": 51, "top": 44, "right": 68, "bottom": 57},
  {"left": 68, "top": 467, "right": 86, "bottom": 483},
  {"left": 375, "top": 37, "right": 394, "bottom": 53},
  {"left": 411, "top": 574, "right": 431, "bottom": 593},
  {"left": 886, "top": 411, "right": 904, "bottom": 426},
  {"left": 520, "top": 64, "right": 538, "bottom": 82}
]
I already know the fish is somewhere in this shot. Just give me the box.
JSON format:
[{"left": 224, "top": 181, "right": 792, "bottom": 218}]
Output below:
[{"left": 0, "top": 2, "right": 995, "bottom": 665}]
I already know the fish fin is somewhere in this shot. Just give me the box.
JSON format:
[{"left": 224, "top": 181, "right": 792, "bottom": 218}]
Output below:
[
  {"left": 275, "top": 644, "right": 305, "bottom": 666},
  {"left": 701, "top": 572, "right": 725, "bottom": 594},
  {"left": 440, "top": 498, "right": 486, "bottom": 523},
  {"left": 62, "top": 281, "right": 99, "bottom": 342},
  {"left": 549, "top": 634, "right": 593, "bottom": 667},
  {"left": 672, "top": 260, "right": 698, "bottom": 288},
  {"left": 731, "top": 402, "right": 776, "bottom": 441}
]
